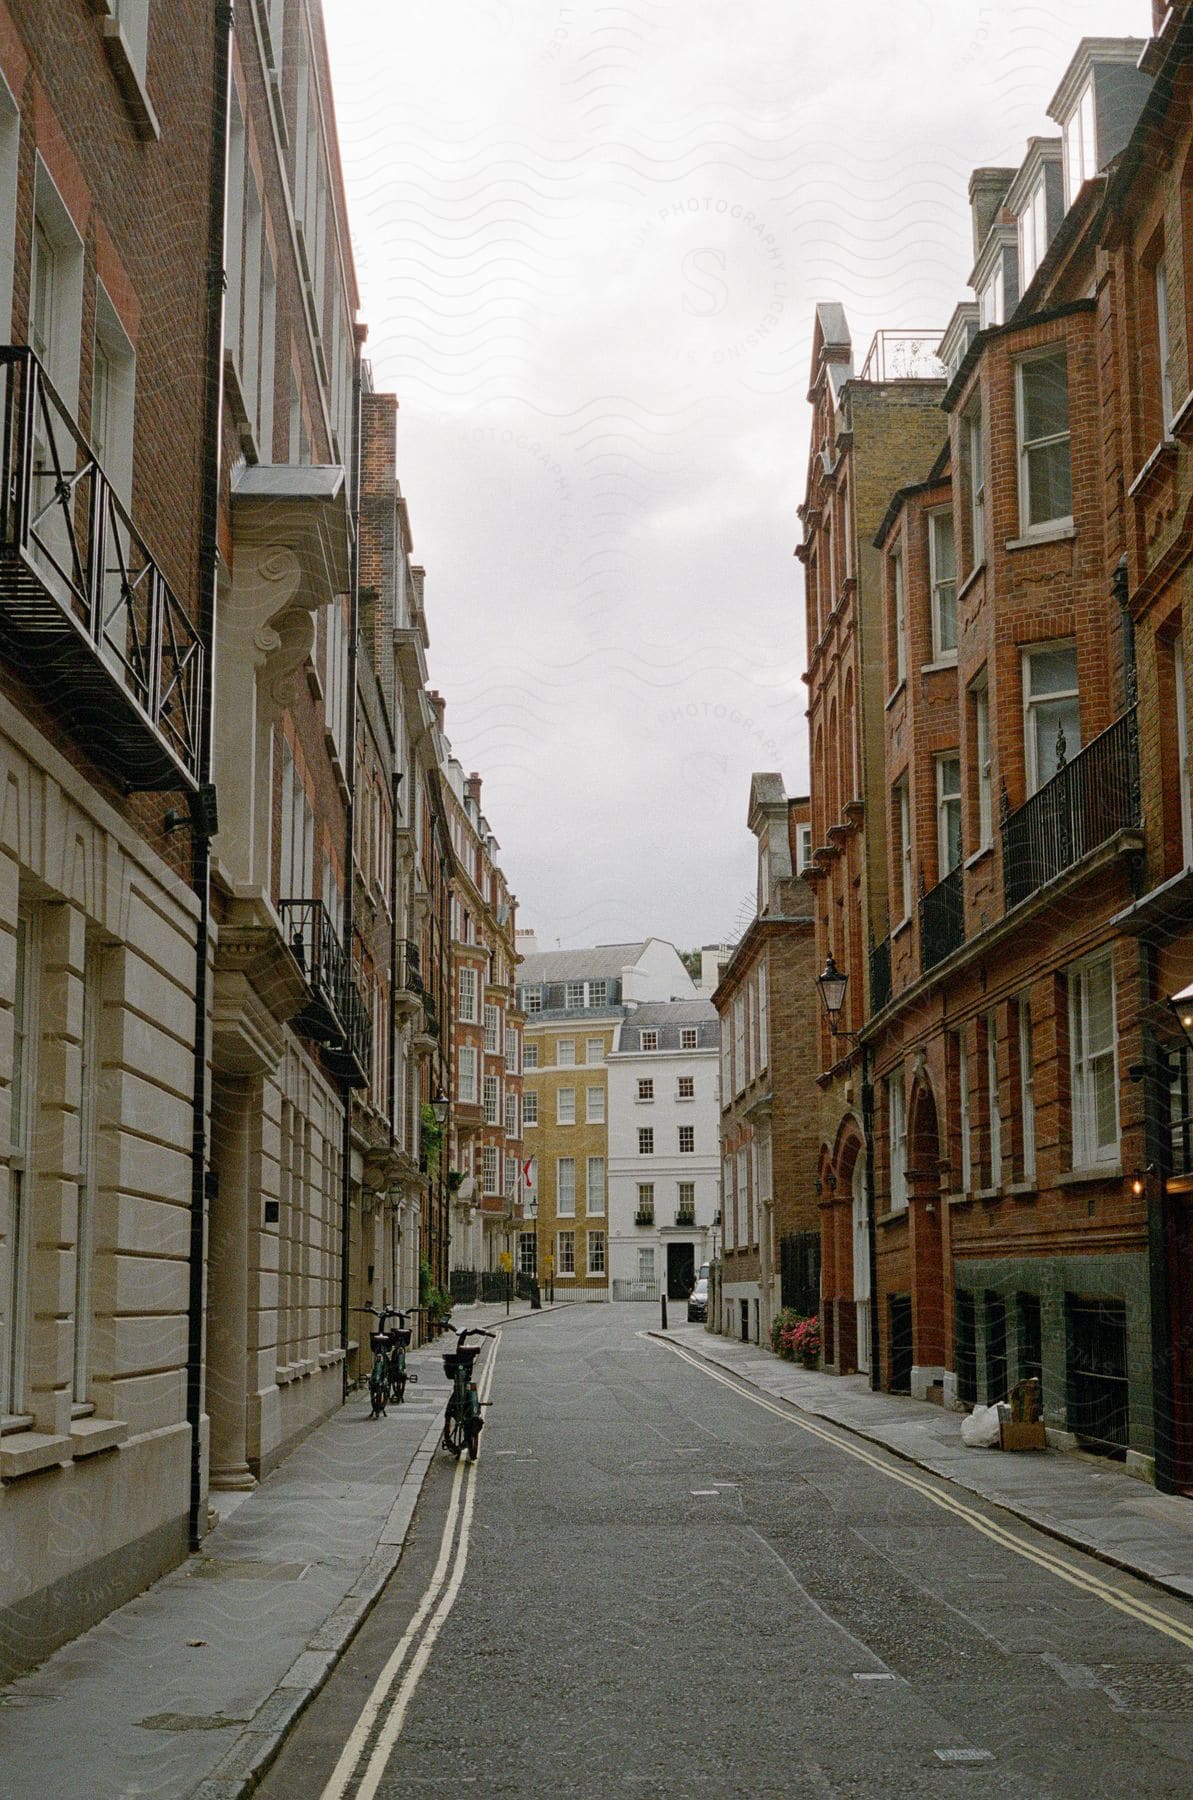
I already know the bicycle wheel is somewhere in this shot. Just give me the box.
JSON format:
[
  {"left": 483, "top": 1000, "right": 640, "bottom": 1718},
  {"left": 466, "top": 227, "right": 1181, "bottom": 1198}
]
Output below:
[
  {"left": 464, "top": 1418, "right": 480, "bottom": 1462},
  {"left": 392, "top": 1371, "right": 407, "bottom": 1405},
  {"left": 443, "top": 1403, "right": 463, "bottom": 1457},
  {"left": 368, "top": 1372, "right": 387, "bottom": 1419}
]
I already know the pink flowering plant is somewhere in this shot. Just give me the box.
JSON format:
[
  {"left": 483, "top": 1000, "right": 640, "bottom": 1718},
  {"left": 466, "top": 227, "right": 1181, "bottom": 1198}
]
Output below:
[{"left": 780, "top": 1314, "right": 822, "bottom": 1363}]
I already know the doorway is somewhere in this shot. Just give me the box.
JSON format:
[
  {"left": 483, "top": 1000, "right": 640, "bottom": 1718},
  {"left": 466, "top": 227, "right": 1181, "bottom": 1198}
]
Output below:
[{"left": 667, "top": 1241, "right": 695, "bottom": 1300}]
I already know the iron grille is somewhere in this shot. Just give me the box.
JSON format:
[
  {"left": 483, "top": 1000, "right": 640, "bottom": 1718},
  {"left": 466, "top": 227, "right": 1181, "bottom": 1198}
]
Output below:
[
  {"left": 1001, "top": 708, "right": 1140, "bottom": 910},
  {"left": 779, "top": 1231, "right": 820, "bottom": 1315},
  {"left": 869, "top": 935, "right": 892, "bottom": 1014},
  {"left": 919, "top": 862, "right": 964, "bottom": 973}
]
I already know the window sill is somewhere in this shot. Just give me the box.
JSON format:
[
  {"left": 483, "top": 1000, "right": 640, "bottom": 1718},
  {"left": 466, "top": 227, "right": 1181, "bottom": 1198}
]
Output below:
[
  {"left": 957, "top": 562, "right": 986, "bottom": 604},
  {"left": 0, "top": 1429, "right": 73, "bottom": 1481},
  {"left": 1004, "top": 523, "right": 1075, "bottom": 551},
  {"left": 891, "top": 916, "right": 913, "bottom": 941},
  {"left": 1006, "top": 1179, "right": 1037, "bottom": 1199},
  {"left": 884, "top": 679, "right": 907, "bottom": 712},
  {"left": 964, "top": 842, "right": 994, "bottom": 870},
  {"left": 98, "top": 14, "right": 161, "bottom": 140},
  {"left": 946, "top": 1190, "right": 973, "bottom": 1207},
  {"left": 876, "top": 1207, "right": 909, "bottom": 1228},
  {"left": 70, "top": 1417, "right": 129, "bottom": 1458},
  {"left": 920, "top": 657, "right": 958, "bottom": 675},
  {"left": 975, "top": 1185, "right": 1001, "bottom": 1203},
  {"left": 1128, "top": 436, "right": 1179, "bottom": 496},
  {"left": 1057, "top": 1163, "right": 1122, "bottom": 1187}
]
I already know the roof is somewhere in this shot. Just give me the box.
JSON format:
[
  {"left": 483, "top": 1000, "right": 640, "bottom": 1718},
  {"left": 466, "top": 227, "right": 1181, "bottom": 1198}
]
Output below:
[
  {"left": 517, "top": 941, "right": 648, "bottom": 984},
  {"left": 612, "top": 999, "right": 720, "bottom": 1054},
  {"left": 621, "top": 999, "right": 718, "bottom": 1028}
]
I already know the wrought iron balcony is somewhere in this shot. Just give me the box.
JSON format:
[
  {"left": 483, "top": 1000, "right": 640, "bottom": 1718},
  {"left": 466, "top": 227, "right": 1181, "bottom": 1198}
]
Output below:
[
  {"left": 279, "top": 896, "right": 372, "bottom": 1085},
  {"left": 919, "top": 862, "right": 964, "bottom": 973},
  {"left": 634, "top": 1207, "right": 655, "bottom": 1226},
  {"left": 675, "top": 1207, "right": 696, "bottom": 1228},
  {"left": 858, "top": 330, "right": 946, "bottom": 384},
  {"left": 869, "top": 934, "right": 892, "bottom": 1014},
  {"left": 398, "top": 938, "right": 423, "bottom": 993},
  {"left": 0, "top": 347, "right": 204, "bottom": 790},
  {"left": 1002, "top": 707, "right": 1140, "bottom": 912}
]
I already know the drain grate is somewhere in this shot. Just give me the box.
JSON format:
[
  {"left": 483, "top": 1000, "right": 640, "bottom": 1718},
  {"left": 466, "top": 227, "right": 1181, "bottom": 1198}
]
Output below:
[
  {"left": 138, "top": 1712, "right": 249, "bottom": 1732},
  {"left": 190, "top": 1559, "right": 308, "bottom": 1581},
  {"left": 935, "top": 1749, "right": 994, "bottom": 1764},
  {"left": 1100, "top": 1662, "right": 1193, "bottom": 1713}
]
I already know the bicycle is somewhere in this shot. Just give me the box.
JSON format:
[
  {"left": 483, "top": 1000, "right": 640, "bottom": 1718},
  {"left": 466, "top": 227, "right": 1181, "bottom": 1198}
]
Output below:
[
  {"left": 357, "top": 1307, "right": 421, "bottom": 1418},
  {"left": 441, "top": 1326, "right": 495, "bottom": 1461}
]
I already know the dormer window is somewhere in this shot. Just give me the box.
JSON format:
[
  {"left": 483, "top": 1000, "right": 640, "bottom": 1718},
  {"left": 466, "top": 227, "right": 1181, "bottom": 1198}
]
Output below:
[
  {"left": 1019, "top": 178, "right": 1049, "bottom": 288},
  {"left": 796, "top": 823, "right": 812, "bottom": 874},
  {"left": 979, "top": 263, "right": 1004, "bottom": 330},
  {"left": 1063, "top": 80, "right": 1097, "bottom": 207}
]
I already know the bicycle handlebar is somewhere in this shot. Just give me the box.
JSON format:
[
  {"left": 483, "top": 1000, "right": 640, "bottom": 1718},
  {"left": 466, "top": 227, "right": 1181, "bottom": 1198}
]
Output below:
[
  {"left": 356, "top": 1305, "right": 421, "bottom": 1329},
  {"left": 446, "top": 1326, "right": 497, "bottom": 1344}
]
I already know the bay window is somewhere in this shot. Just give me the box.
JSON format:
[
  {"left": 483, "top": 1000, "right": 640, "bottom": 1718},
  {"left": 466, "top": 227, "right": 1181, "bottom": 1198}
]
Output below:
[
  {"left": 1069, "top": 952, "right": 1119, "bottom": 1167},
  {"left": 1023, "top": 643, "right": 1080, "bottom": 792},
  {"left": 929, "top": 510, "right": 956, "bottom": 660},
  {"left": 1017, "top": 351, "right": 1072, "bottom": 533}
]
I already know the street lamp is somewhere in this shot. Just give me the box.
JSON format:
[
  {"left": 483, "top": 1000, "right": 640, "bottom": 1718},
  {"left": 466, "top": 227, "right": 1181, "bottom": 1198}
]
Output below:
[
  {"left": 430, "top": 1089, "right": 450, "bottom": 1126},
  {"left": 1168, "top": 982, "right": 1193, "bottom": 1051},
  {"left": 816, "top": 953, "right": 856, "bottom": 1039}
]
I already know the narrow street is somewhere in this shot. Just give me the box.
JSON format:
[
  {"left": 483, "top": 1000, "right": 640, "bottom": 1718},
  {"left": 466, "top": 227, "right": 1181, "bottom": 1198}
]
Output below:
[{"left": 261, "top": 1309, "right": 1193, "bottom": 1798}]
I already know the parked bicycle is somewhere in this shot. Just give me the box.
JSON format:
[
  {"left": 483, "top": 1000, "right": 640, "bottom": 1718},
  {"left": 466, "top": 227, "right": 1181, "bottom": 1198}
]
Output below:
[
  {"left": 441, "top": 1326, "right": 495, "bottom": 1461},
  {"left": 358, "top": 1307, "right": 421, "bottom": 1418}
]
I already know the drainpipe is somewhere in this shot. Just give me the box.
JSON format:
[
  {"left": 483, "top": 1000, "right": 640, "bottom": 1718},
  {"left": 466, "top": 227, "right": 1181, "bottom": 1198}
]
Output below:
[
  {"left": 1139, "top": 938, "right": 1176, "bottom": 1491},
  {"left": 187, "top": 0, "right": 233, "bottom": 1553},
  {"left": 861, "top": 1045, "right": 880, "bottom": 1390},
  {"left": 340, "top": 330, "right": 364, "bottom": 1397}
]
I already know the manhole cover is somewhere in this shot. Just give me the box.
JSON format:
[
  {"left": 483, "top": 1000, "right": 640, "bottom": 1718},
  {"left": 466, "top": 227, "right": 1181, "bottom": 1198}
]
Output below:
[
  {"left": 190, "top": 1559, "right": 308, "bottom": 1581},
  {"left": 1100, "top": 1662, "right": 1193, "bottom": 1712}
]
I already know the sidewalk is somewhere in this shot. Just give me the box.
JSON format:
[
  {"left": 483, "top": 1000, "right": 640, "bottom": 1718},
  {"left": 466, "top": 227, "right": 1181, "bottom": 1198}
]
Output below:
[
  {"left": 656, "top": 1321, "right": 1193, "bottom": 1603},
  {"left": 0, "top": 1300, "right": 555, "bottom": 1800}
]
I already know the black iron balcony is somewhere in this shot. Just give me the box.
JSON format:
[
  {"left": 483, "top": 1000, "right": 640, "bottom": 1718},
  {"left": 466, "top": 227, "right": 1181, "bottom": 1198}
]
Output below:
[
  {"left": 398, "top": 938, "right": 423, "bottom": 993},
  {"left": 0, "top": 347, "right": 204, "bottom": 790},
  {"left": 324, "top": 974, "right": 373, "bottom": 1089},
  {"left": 675, "top": 1207, "right": 696, "bottom": 1228},
  {"left": 279, "top": 898, "right": 372, "bottom": 1087},
  {"left": 919, "top": 862, "right": 964, "bottom": 973},
  {"left": 634, "top": 1207, "right": 655, "bottom": 1226},
  {"left": 1002, "top": 707, "right": 1140, "bottom": 911},
  {"left": 869, "top": 935, "right": 892, "bottom": 1014}
]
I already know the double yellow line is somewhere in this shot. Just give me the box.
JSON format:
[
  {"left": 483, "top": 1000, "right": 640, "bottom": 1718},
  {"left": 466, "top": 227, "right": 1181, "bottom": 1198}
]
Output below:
[{"left": 658, "top": 1336, "right": 1193, "bottom": 1652}]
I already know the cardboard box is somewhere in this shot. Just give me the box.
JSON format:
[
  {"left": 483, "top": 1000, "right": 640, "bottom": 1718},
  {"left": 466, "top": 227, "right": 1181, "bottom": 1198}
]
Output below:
[{"left": 1000, "top": 1420, "right": 1047, "bottom": 1452}]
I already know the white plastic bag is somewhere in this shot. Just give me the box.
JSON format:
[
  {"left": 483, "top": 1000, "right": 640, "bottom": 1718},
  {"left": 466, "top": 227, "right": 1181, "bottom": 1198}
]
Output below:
[{"left": 960, "top": 1403, "right": 1002, "bottom": 1448}]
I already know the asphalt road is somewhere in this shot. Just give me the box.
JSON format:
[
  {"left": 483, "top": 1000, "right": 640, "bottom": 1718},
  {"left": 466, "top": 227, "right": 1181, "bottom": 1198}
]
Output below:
[{"left": 260, "top": 1306, "right": 1193, "bottom": 1798}]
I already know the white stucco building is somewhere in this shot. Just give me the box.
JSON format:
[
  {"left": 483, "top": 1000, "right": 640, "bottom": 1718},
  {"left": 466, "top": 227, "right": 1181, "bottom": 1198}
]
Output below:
[{"left": 607, "top": 1000, "right": 720, "bottom": 1301}]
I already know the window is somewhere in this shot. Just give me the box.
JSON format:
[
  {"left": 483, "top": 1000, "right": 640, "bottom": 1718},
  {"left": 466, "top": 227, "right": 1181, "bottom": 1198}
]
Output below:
[
  {"left": 894, "top": 778, "right": 912, "bottom": 920},
  {"left": 484, "top": 1004, "right": 500, "bottom": 1052},
  {"left": 955, "top": 1032, "right": 972, "bottom": 1193},
  {"left": 966, "top": 406, "right": 985, "bottom": 570},
  {"left": 973, "top": 677, "right": 992, "bottom": 848},
  {"left": 1176, "top": 638, "right": 1192, "bottom": 866},
  {"left": 796, "top": 822, "right": 813, "bottom": 873},
  {"left": 637, "top": 1078, "right": 654, "bottom": 1102},
  {"left": 517, "top": 1233, "right": 536, "bottom": 1276},
  {"left": 1019, "top": 177, "right": 1049, "bottom": 287},
  {"left": 1018, "top": 999, "right": 1036, "bottom": 1184},
  {"left": 566, "top": 981, "right": 585, "bottom": 1008},
  {"left": 505, "top": 1026, "right": 520, "bottom": 1073},
  {"left": 91, "top": 286, "right": 136, "bottom": 504},
  {"left": 1156, "top": 256, "right": 1175, "bottom": 433},
  {"left": 585, "top": 1038, "right": 605, "bottom": 1064},
  {"left": 677, "top": 1181, "right": 695, "bottom": 1219},
  {"left": 3, "top": 908, "right": 37, "bottom": 1415},
  {"left": 557, "top": 1087, "right": 575, "bottom": 1125},
  {"left": 936, "top": 753, "right": 962, "bottom": 877},
  {"left": 458, "top": 1046, "right": 478, "bottom": 1105},
  {"left": 758, "top": 965, "right": 769, "bottom": 1068},
  {"left": 505, "top": 1092, "right": 518, "bottom": 1138},
  {"left": 482, "top": 1145, "right": 499, "bottom": 1195},
  {"left": 889, "top": 547, "right": 906, "bottom": 688},
  {"left": 985, "top": 1011, "right": 1002, "bottom": 1188},
  {"left": 458, "top": 967, "right": 478, "bottom": 1023},
  {"left": 1023, "top": 644, "right": 1080, "bottom": 792},
  {"left": 589, "top": 981, "right": 607, "bottom": 1007},
  {"left": 677, "top": 1075, "right": 694, "bottom": 1101},
  {"left": 483, "top": 1075, "right": 500, "bottom": 1126},
  {"left": 638, "top": 1128, "right": 654, "bottom": 1156},
  {"left": 1069, "top": 952, "right": 1119, "bottom": 1167},
  {"left": 556, "top": 1159, "right": 576, "bottom": 1216},
  {"left": 587, "top": 1231, "right": 606, "bottom": 1276},
  {"left": 929, "top": 510, "right": 956, "bottom": 660},
  {"left": 0, "top": 76, "right": 19, "bottom": 339},
  {"left": 1017, "top": 352, "right": 1072, "bottom": 532},
  {"left": 586, "top": 1086, "right": 605, "bottom": 1124},
  {"left": 640, "top": 1030, "right": 659, "bottom": 1051},
  {"left": 522, "top": 1090, "right": 538, "bottom": 1126},
  {"left": 979, "top": 260, "right": 1004, "bottom": 330},
  {"left": 525, "top": 986, "right": 542, "bottom": 1014},
  {"left": 680, "top": 1027, "right": 699, "bottom": 1050},
  {"left": 73, "top": 945, "right": 103, "bottom": 1404},
  {"left": 109, "top": 0, "right": 151, "bottom": 86},
  {"left": 586, "top": 1157, "right": 605, "bottom": 1214},
  {"left": 678, "top": 1125, "right": 695, "bottom": 1154},
  {"left": 637, "top": 1247, "right": 655, "bottom": 1282},
  {"left": 733, "top": 994, "right": 745, "bottom": 1092},
  {"left": 557, "top": 1230, "right": 575, "bottom": 1275},
  {"left": 636, "top": 1183, "right": 655, "bottom": 1219},
  {"left": 1062, "top": 79, "right": 1097, "bottom": 207},
  {"left": 557, "top": 1039, "right": 575, "bottom": 1066},
  {"left": 523, "top": 1041, "right": 539, "bottom": 1070},
  {"left": 888, "top": 1069, "right": 907, "bottom": 1211}
]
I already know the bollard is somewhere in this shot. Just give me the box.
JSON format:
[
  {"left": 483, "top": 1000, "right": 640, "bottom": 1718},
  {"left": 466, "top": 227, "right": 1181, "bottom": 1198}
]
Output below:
[{"left": 661, "top": 1293, "right": 668, "bottom": 1331}]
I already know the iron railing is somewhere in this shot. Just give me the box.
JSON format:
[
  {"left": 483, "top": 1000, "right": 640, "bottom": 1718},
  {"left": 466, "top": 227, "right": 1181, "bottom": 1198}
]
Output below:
[
  {"left": 1002, "top": 707, "right": 1140, "bottom": 911},
  {"left": 0, "top": 346, "right": 203, "bottom": 786},
  {"left": 869, "top": 935, "right": 892, "bottom": 1014},
  {"left": 858, "top": 330, "right": 946, "bottom": 384},
  {"left": 919, "top": 862, "right": 965, "bottom": 973},
  {"left": 397, "top": 938, "right": 423, "bottom": 993},
  {"left": 675, "top": 1207, "right": 696, "bottom": 1227},
  {"left": 279, "top": 896, "right": 372, "bottom": 1081},
  {"left": 634, "top": 1207, "right": 655, "bottom": 1226}
]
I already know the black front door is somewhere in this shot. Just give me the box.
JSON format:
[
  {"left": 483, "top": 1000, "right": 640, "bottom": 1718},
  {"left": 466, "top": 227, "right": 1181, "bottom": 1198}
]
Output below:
[{"left": 667, "top": 1241, "right": 695, "bottom": 1300}]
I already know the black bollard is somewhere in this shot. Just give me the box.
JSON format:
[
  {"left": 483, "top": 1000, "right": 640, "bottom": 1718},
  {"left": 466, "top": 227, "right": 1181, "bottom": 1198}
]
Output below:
[{"left": 661, "top": 1293, "right": 668, "bottom": 1331}]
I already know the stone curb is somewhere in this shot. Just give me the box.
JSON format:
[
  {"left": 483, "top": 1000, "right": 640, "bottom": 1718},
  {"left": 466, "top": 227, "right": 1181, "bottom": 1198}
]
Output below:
[
  {"left": 649, "top": 1330, "right": 1193, "bottom": 1607},
  {"left": 194, "top": 1298, "right": 567, "bottom": 1796}
]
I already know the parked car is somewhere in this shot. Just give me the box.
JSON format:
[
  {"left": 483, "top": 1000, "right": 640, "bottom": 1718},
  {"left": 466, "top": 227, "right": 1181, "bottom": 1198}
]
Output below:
[{"left": 687, "top": 1276, "right": 709, "bottom": 1322}]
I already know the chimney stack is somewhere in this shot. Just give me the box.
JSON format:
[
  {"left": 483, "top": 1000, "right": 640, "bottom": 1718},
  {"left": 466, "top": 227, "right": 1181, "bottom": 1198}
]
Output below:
[
  {"left": 968, "top": 167, "right": 1016, "bottom": 262},
  {"left": 465, "top": 771, "right": 483, "bottom": 809},
  {"left": 428, "top": 689, "right": 446, "bottom": 732}
]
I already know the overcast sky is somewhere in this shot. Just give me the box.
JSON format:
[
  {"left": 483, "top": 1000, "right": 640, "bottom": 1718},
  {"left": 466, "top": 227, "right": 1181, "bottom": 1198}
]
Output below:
[{"left": 322, "top": 0, "right": 1143, "bottom": 953}]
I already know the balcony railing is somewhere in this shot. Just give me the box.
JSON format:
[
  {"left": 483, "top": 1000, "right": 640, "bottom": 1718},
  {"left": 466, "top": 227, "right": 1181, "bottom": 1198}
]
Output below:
[
  {"left": 397, "top": 938, "right": 423, "bottom": 994},
  {"left": 675, "top": 1207, "right": 696, "bottom": 1228},
  {"left": 0, "top": 346, "right": 203, "bottom": 789},
  {"left": 869, "top": 935, "right": 892, "bottom": 1014},
  {"left": 1002, "top": 708, "right": 1140, "bottom": 911},
  {"left": 919, "top": 862, "right": 965, "bottom": 973},
  {"left": 634, "top": 1207, "right": 655, "bottom": 1226},
  {"left": 279, "top": 897, "right": 371, "bottom": 1084},
  {"left": 858, "top": 330, "right": 946, "bottom": 384}
]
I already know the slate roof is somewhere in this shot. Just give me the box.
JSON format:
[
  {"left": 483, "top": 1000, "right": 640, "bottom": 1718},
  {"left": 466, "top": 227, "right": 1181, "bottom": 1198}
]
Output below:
[{"left": 518, "top": 942, "right": 648, "bottom": 984}]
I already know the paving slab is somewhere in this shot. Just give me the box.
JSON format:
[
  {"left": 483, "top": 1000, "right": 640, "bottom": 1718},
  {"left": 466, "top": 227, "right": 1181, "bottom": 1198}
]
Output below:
[{"left": 656, "top": 1321, "right": 1193, "bottom": 1601}]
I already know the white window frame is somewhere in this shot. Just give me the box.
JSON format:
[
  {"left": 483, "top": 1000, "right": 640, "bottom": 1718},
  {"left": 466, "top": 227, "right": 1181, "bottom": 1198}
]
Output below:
[
  {"left": 1069, "top": 951, "right": 1119, "bottom": 1168},
  {"left": 637, "top": 1246, "right": 655, "bottom": 1283},
  {"left": 1023, "top": 642, "right": 1080, "bottom": 794},
  {"left": 1063, "top": 79, "right": 1097, "bottom": 208},
  {"left": 888, "top": 1069, "right": 907, "bottom": 1212},
  {"left": 556, "top": 1087, "right": 575, "bottom": 1126},
  {"left": 458, "top": 966, "right": 478, "bottom": 1025},
  {"left": 585, "top": 1086, "right": 605, "bottom": 1124},
  {"left": 986, "top": 1010, "right": 1002, "bottom": 1188},
  {"left": 928, "top": 508, "right": 957, "bottom": 661},
  {"left": 957, "top": 1035, "right": 972, "bottom": 1194},
  {"left": 896, "top": 778, "right": 912, "bottom": 921},
  {"left": 1157, "top": 256, "right": 1175, "bottom": 434},
  {"left": 638, "top": 1127, "right": 654, "bottom": 1156},
  {"left": 677, "top": 1180, "right": 695, "bottom": 1218},
  {"left": 483, "top": 1074, "right": 500, "bottom": 1127},
  {"left": 890, "top": 545, "right": 906, "bottom": 689},
  {"left": 974, "top": 677, "right": 993, "bottom": 848},
  {"left": 796, "top": 822, "right": 813, "bottom": 874},
  {"left": 565, "top": 980, "right": 585, "bottom": 1009},
  {"left": 639, "top": 1030, "right": 659, "bottom": 1051},
  {"left": 936, "top": 752, "right": 962, "bottom": 878},
  {"left": 524, "top": 986, "right": 542, "bottom": 1014},
  {"left": 677, "top": 1075, "right": 694, "bottom": 1102},
  {"left": 678, "top": 1124, "right": 695, "bottom": 1155},
  {"left": 522, "top": 1089, "right": 538, "bottom": 1127},
  {"left": 523, "top": 1041, "right": 539, "bottom": 1070},
  {"left": 586, "top": 1157, "right": 605, "bottom": 1216},
  {"left": 585, "top": 1037, "right": 604, "bottom": 1064},
  {"left": 637, "top": 1078, "right": 654, "bottom": 1102},
  {"left": 557, "top": 1229, "right": 575, "bottom": 1275},
  {"left": 484, "top": 1004, "right": 500, "bottom": 1053},
  {"left": 556, "top": 1038, "right": 575, "bottom": 1067},
  {"left": 457, "top": 1045, "right": 478, "bottom": 1106},
  {"left": 680, "top": 1027, "right": 698, "bottom": 1050},
  {"left": 1016, "top": 350, "right": 1072, "bottom": 536},
  {"left": 636, "top": 1182, "right": 655, "bottom": 1218},
  {"left": 1019, "top": 998, "right": 1036, "bottom": 1185},
  {"left": 587, "top": 1230, "right": 606, "bottom": 1276},
  {"left": 1019, "top": 176, "right": 1048, "bottom": 288},
  {"left": 556, "top": 1158, "right": 576, "bottom": 1217},
  {"left": 482, "top": 1144, "right": 499, "bottom": 1195},
  {"left": 967, "top": 406, "right": 985, "bottom": 570}
]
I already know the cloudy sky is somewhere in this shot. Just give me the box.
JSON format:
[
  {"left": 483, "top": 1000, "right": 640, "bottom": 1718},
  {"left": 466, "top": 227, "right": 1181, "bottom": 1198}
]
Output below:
[{"left": 322, "top": 0, "right": 1143, "bottom": 953}]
